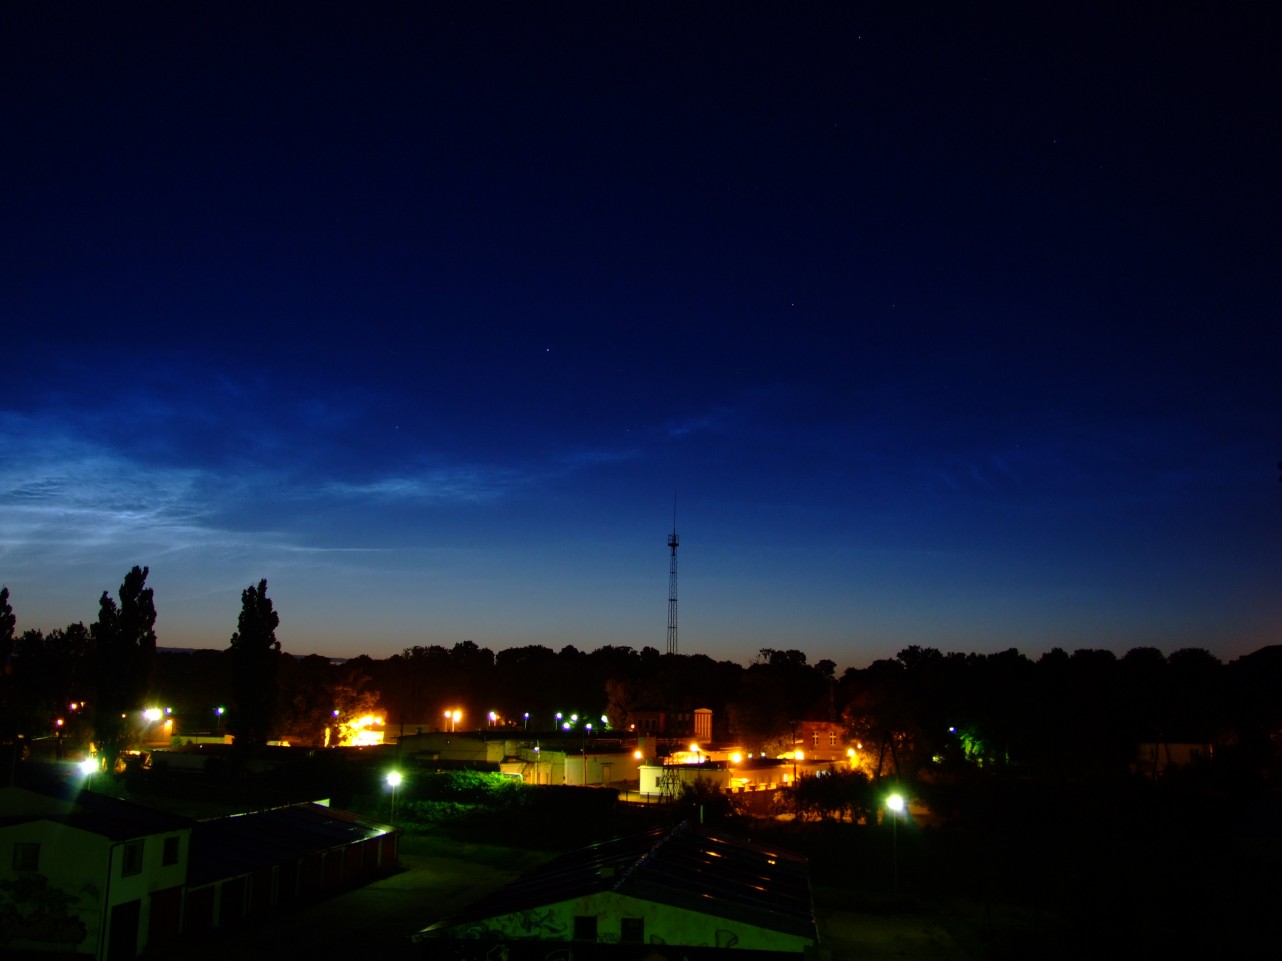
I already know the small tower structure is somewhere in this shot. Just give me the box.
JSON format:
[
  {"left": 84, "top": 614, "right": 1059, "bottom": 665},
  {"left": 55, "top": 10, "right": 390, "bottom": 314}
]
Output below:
[{"left": 666, "top": 506, "right": 679, "bottom": 656}]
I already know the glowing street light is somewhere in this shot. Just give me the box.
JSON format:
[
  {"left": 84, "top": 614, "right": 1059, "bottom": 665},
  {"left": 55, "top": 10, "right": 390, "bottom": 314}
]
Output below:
[
  {"left": 887, "top": 792, "right": 905, "bottom": 895},
  {"left": 386, "top": 770, "right": 403, "bottom": 822}
]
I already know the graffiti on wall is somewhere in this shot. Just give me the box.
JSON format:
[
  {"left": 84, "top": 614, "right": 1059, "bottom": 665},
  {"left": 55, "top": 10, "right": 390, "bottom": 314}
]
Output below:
[{"left": 0, "top": 873, "right": 90, "bottom": 947}]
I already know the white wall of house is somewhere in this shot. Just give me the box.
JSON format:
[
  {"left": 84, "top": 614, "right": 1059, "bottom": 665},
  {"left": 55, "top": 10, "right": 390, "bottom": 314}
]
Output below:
[
  {"left": 450, "top": 890, "right": 813, "bottom": 953},
  {"left": 103, "top": 827, "right": 191, "bottom": 957},
  {"left": 0, "top": 789, "right": 192, "bottom": 960},
  {"left": 1, "top": 819, "right": 110, "bottom": 955}
]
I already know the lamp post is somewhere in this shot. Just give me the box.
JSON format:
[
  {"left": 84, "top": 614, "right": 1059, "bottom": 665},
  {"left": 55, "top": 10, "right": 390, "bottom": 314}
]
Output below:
[
  {"left": 386, "top": 770, "right": 402, "bottom": 823},
  {"left": 886, "top": 793, "right": 904, "bottom": 897}
]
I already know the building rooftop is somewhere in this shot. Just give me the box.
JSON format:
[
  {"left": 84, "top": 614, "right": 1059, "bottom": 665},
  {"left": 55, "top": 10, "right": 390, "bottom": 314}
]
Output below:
[
  {"left": 421, "top": 820, "right": 815, "bottom": 941},
  {"left": 187, "top": 801, "right": 395, "bottom": 885},
  {"left": 0, "top": 784, "right": 193, "bottom": 841}
]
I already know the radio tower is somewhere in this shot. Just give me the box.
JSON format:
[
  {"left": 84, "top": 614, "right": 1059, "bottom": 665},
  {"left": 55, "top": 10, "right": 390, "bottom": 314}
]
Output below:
[{"left": 666, "top": 502, "right": 679, "bottom": 655}]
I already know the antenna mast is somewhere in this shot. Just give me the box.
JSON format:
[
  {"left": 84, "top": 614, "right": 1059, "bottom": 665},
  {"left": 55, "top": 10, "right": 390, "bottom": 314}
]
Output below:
[{"left": 666, "top": 500, "right": 679, "bottom": 655}]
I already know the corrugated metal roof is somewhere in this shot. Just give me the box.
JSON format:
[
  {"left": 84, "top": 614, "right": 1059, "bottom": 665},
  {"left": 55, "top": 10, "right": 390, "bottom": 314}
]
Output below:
[
  {"left": 187, "top": 802, "right": 394, "bottom": 885},
  {"left": 47, "top": 788, "right": 193, "bottom": 841},
  {"left": 423, "top": 821, "right": 814, "bottom": 941}
]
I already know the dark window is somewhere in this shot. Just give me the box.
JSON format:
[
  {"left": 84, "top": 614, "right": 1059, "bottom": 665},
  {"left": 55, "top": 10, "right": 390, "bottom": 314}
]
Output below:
[
  {"left": 122, "top": 840, "right": 144, "bottom": 876},
  {"left": 162, "top": 836, "right": 180, "bottom": 866},
  {"left": 621, "top": 917, "right": 644, "bottom": 942},
  {"left": 12, "top": 842, "right": 40, "bottom": 871},
  {"left": 573, "top": 916, "right": 598, "bottom": 941}
]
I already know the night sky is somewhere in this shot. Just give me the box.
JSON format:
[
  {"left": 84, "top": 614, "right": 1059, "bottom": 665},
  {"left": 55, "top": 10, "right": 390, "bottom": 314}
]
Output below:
[{"left": 4, "top": 4, "right": 1280, "bottom": 669}]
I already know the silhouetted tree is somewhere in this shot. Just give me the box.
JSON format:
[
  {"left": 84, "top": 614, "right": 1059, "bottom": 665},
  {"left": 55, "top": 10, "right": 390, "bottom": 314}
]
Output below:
[
  {"left": 841, "top": 658, "right": 914, "bottom": 779},
  {"left": 0, "top": 587, "right": 15, "bottom": 739},
  {"left": 794, "top": 768, "right": 875, "bottom": 822},
  {"left": 225, "top": 578, "right": 281, "bottom": 750},
  {"left": 277, "top": 654, "right": 338, "bottom": 746},
  {"left": 91, "top": 566, "right": 157, "bottom": 770},
  {"left": 330, "top": 666, "right": 381, "bottom": 744},
  {"left": 0, "top": 586, "right": 14, "bottom": 666}
]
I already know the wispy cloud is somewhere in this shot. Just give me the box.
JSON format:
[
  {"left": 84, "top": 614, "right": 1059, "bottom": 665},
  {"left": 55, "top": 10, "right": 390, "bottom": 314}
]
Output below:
[
  {"left": 665, "top": 404, "right": 744, "bottom": 439},
  {"left": 321, "top": 466, "right": 521, "bottom": 504}
]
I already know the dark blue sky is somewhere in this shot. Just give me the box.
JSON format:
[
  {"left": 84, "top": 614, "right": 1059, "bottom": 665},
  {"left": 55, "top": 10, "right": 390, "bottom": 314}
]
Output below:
[{"left": 3, "top": 3, "right": 1279, "bottom": 669}]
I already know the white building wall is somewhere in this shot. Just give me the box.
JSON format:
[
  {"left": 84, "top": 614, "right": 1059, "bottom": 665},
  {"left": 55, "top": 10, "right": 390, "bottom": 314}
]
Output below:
[
  {"left": 103, "top": 827, "right": 190, "bottom": 956},
  {"left": 0, "top": 820, "right": 110, "bottom": 956},
  {"left": 464, "top": 891, "right": 812, "bottom": 952}
]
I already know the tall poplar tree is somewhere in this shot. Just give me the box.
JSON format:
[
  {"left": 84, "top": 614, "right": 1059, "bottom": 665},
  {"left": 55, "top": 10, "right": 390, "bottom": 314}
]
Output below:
[
  {"left": 91, "top": 566, "right": 157, "bottom": 770},
  {"left": 226, "top": 579, "right": 281, "bottom": 750},
  {"left": 0, "top": 586, "right": 16, "bottom": 740}
]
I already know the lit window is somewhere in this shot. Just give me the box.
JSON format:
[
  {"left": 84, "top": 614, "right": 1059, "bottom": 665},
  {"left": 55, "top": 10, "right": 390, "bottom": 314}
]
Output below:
[
  {"left": 574, "top": 916, "right": 598, "bottom": 941},
  {"left": 12, "top": 842, "right": 39, "bottom": 872},
  {"left": 621, "top": 918, "right": 644, "bottom": 942},
  {"left": 162, "top": 836, "right": 180, "bottom": 866},
  {"left": 122, "top": 840, "right": 144, "bottom": 876}
]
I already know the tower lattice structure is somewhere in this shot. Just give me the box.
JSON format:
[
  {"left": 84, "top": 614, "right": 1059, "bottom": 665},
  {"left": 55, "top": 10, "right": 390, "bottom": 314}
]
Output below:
[{"left": 666, "top": 517, "right": 679, "bottom": 655}]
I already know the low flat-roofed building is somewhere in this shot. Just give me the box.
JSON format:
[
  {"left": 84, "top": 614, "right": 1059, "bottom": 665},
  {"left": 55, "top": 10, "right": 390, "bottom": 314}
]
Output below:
[{"left": 415, "top": 820, "right": 817, "bottom": 959}]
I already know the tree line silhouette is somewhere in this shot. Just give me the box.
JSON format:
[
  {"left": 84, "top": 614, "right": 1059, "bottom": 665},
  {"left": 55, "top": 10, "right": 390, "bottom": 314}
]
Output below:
[{"left": 3, "top": 569, "right": 1280, "bottom": 787}]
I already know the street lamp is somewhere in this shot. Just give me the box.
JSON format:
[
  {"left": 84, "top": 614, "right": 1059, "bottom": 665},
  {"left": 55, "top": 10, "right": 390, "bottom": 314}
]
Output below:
[
  {"left": 386, "top": 770, "right": 403, "bottom": 823},
  {"left": 887, "top": 793, "right": 905, "bottom": 896}
]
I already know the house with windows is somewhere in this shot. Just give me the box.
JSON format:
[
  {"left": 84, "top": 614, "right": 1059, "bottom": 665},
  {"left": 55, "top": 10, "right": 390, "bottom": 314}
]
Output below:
[
  {"left": 3, "top": 781, "right": 400, "bottom": 960},
  {"left": 0, "top": 784, "right": 192, "bottom": 959},
  {"left": 794, "top": 721, "right": 850, "bottom": 764},
  {"left": 414, "top": 820, "right": 818, "bottom": 959}
]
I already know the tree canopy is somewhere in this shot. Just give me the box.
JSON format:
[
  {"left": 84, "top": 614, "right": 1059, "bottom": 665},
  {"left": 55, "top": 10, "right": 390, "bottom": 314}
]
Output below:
[
  {"left": 226, "top": 578, "right": 282, "bottom": 750},
  {"left": 91, "top": 566, "right": 158, "bottom": 767}
]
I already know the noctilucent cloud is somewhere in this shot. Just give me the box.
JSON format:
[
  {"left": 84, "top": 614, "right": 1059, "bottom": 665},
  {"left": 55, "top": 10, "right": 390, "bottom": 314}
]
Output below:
[{"left": 3, "top": 5, "right": 1280, "bottom": 670}]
